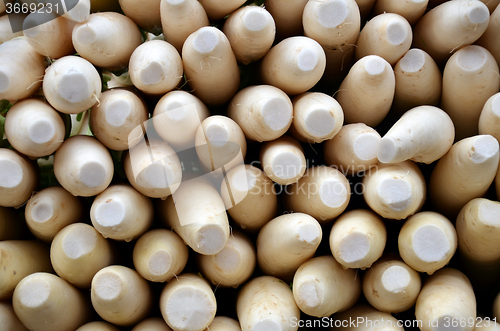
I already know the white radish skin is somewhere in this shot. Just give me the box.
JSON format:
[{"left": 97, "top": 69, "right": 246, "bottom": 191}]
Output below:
[
  {"left": 456, "top": 198, "right": 500, "bottom": 263},
  {"left": 118, "top": 0, "right": 162, "bottom": 33},
  {"left": 477, "top": 4, "right": 500, "bottom": 67},
  {"left": 133, "top": 318, "right": 172, "bottom": 331},
  {"left": 237, "top": 276, "right": 300, "bottom": 331},
  {"left": 290, "top": 92, "right": 344, "bottom": 143},
  {"left": 198, "top": 230, "right": 256, "bottom": 288},
  {"left": 51, "top": 223, "right": 114, "bottom": 289},
  {"left": 355, "top": 13, "right": 413, "bottom": 66},
  {"left": 324, "top": 123, "right": 381, "bottom": 175},
  {"left": 195, "top": 115, "right": 247, "bottom": 172},
  {"left": 265, "top": 0, "right": 308, "bottom": 39},
  {"left": 153, "top": 91, "right": 210, "bottom": 150},
  {"left": 133, "top": 229, "right": 189, "bottom": 283},
  {"left": 160, "top": 0, "right": 210, "bottom": 53},
  {"left": 0, "top": 206, "right": 26, "bottom": 241},
  {"left": 373, "top": 0, "right": 429, "bottom": 25},
  {"left": 25, "top": 186, "right": 82, "bottom": 242},
  {"left": 0, "top": 149, "right": 37, "bottom": 208},
  {"left": 13, "top": 273, "right": 91, "bottom": 331},
  {"left": 0, "top": 241, "right": 52, "bottom": 299},
  {"left": 329, "top": 209, "right": 386, "bottom": 270},
  {"left": 293, "top": 256, "right": 361, "bottom": 317},
  {"left": 227, "top": 85, "right": 293, "bottom": 142},
  {"left": 205, "top": 317, "right": 241, "bottom": 331},
  {"left": 441, "top": 46, "right": 500, "bottom": 140},
  {"left": 428, "top": 135, "right": 500, "bottom": 218},
  {"left": 415, "top": 268, "right": 476, "bottom": 331},
  {"left": 479, "top": 93, "right": 500, "bottom": 142},
  {"left": 474, "top": 320, "right": 500, "bottom": 331},
  {"left": 90, "top": 89, "right": 149, "bottom": 151},
  {"left": 54, "top": 136, "right": 114, "bottom": 197},
  {"left": 362, "top": 257, "right": 421, "bottom": 313},
  {"left": 0, "top": 15, "right": 24, "bottom": 45},
  {"left": 199, "top": 0, "right": 246, "bottom": 20},
  {"left": 43, "top": 55, "right": 102, "bottom": 114},
  {"left": 183, "top": 27, "right": 240, "bottom": 106},
  {"left": 76, "top": 321, "right": 120, "bottom": 331},
  {"left": 495, "top": 293, "right": 500, "bottom": 320},
  {"left": 160, "top": 273, "right": 216, "bottom": 331},
  {"left": 91, "top": 184, "right": 154, "bottom": 242},
  {"left": 91, "top": 266, "right": 152, "bottom": 327},
  {"left": 393, "top": 49, "right": 442, "bottom": 115},
  {"left": 260, "top": 135, "right": 307, "bottom": 186},
  {"left": 4, "top": 99, "right": 65, "bottom": 158},
  {"left": 336, "top": 55, "right": 395, "bottom": 127},
  {"left": 260, "top": 36, "right": 326, "bottom": 95},
  {"left": 363, "top": 161, "right": 426, "bottom": 220},
  {"left": 257, "top": 213, "right": 322, "bottom": 281},
  {"left": 163, "top": 179, "right": 230, "bottom": 255},
  {"left": 0, "top": 37, "right": 45, "bottom": 101},
  {"left": 331, "top": 305, "right": 404, "bottom": 331},
  {"left": 398, "top": 212, "right": 458, "bottom": 275},
  {"left": 129, "top": 40, "right": 183, "bottom": 95},
  {"left": 284, "top": 165, "right": 351, "bottom": 223},
  {"left": 63, "top": 0, "right": 91, "bottom": 23},
  {"left": 124, "top": 139, "right": 183, "bottom": 199},
  {"left": 220, "top": 164, "right": 278, "bottom": 232},
  {"left": 355, "top": 0, "right": 377, "bottom": 18},
  {"left": 378, "top": 106, "right": 455, "bottom": 164},
  {"left": 72, "top": 12, "right": 142, "bottom": 71},
  {"left": 23, "top": 12, "right": 75, "bottom": 58},
  {"left": 222, "top": 6, "right": 275, "bottom": 65},
  {"left": 0, "top": 302, "right": 28, "bottom": 331},
  {"left": 412, "top": 0, "right": 490, "bottom": 64}
]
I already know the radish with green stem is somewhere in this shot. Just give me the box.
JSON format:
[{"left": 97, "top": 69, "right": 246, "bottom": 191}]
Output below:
[
  {"left": 118, "top": 0, "right": 162, "bottom": 33},
  {"left": 0, "top": 148, "right": 38, "bottom": 208},
  {"left": 132, "top": 318, "right": 172, "bottom": 331},
  {"left": 476, "top": 4, "right": 500, "bottom": 67},
  {"left": 265, "top": 0, "right": 308, "bottom": 39},
  {"left": 77, "top": 322, "right": 120, "bottom": 331},
  {"left": 479, "top": 93, "right": 500, "bottom": 143},
  {"left": 372, "top": 0, "right": 429, "bottom": 25},
  {"left": 0, "top": 302, "right": 28, "bottom": 331}
]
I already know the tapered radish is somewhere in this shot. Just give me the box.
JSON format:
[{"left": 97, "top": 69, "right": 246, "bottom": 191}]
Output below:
[
  {"left": 0, "top": 302, "right": 28, "bottom": 331},
  {"left": 329, "top": 209, "right": 386, "bottom": 269},
  {"left": 90, "top": 89, "right": 149, "bottom": 151},
  {"left": 222, "top": 6, "right": 275, "bottom": 65},
  {"left": 477, "top": 4, "right": 500, "bottom": 66},
  {"left": 72, "top": 12, "right": 142, "bottom": 71},
  {"left": 132, "top": 318, "right": 172, "bottom": 331},
  {"left": 415, "top": 268, "right": 476, "bottom": 331},
  {"left": 260, "top": 36, "right": 326, "bottom": 95},
  {"left": 336, "top": 55, "right": 395, "bottom": 127},
  {"left": 324, "top": 123, "right": 381, "bottom": 175},
  {"left": 260, "top": 135, "right": 307, "bottom": 186},
  {"left": 0, "top": 15, "right": 23, "bottom": 44},
  {"left": 428, "top": 135, "right": 499, "bottom": 218},
  {"left": 413, "top": 0, "right": 490, "bottom": 64},
  {"left": 332, "top": 305, "right": 404, "bottom": 331},
  {"left": 160, "top": 273, "right": 216, "bottom": 331},
  {"left": 265, "top": 0, "right": 308, "bottom": 39},
  {"left": 479, "top": 93, "right": 500, "bottom": 142},
  {"left": 373, "top": 0, "right": 428, "bottom": 25},
  {"left": 237, "top": 276, "right": 300, "bottom": 331},
  {"left": 129, "top": 40, "right": 183, "bottom": 96},
  {"left": 198, "top": 230, "right": 256, "bottom": 288},
  {"left": 4, "top": 99, "right": 66, "bottom": 158},
  {"left": 0, "top": 206, "right": 27, "bottom": 240},
  {"left": 363, "top": 161, "right": 426, "bottom": 220},
  {"left": 377, "top": 106, "right": 455, "bottom": 164},
  {"left": 0, "top": 148, "right": 37, "bottom": 208},
  {"left": 205, "top": 317, "right": 241, "bottom": 331},
  {"left": 393, "top": 49, "right": 442, "bottom": 115},
  {"left": 13, "top": 273, "right": 91, "bottom": 331},
  {"left": 257, "top": 213, "right": 322, "bottom": 281},
  {"left": 227, "top": 85, "right": 293, "bottom": 142},
  {"left": 355, "top": 13, "right": 413, "bottom": 66},
  {"left": 398, "top": 212, "right": 457, "bottom": 275},
  {"left": 51, "top": 223, "right": 114, "bottom": 288},
  {"left": 77, "top": 322, "right": 120, "bottom": 331},
  {"left": 54, "top": 136, "right": 113, "bottom": 197},
  {"left": 362, "top": 257, "right": 421, "bottom": 313},
  {"left": 290, "top": 92, "right": 344, "bottom": 143},
  {"left": 118, "top": 0, "right": 161, "bottom": 33},
  {"left": 293, "top": 256, "right": 361, "bottom": 317},
  {"left": 284, "top": 165, "right": 350, "bottom": 222},
  {"left": 91, "top": 184, "right": 153, "bottom": 241},
  {"left": 160, "top": 0, "right": 209, "bottom": 53},
  {"left": 220, "top": 164, "right": 278, "bottom": 232},
  {"left": 198, "top": 0, "right": 246, "bottom": 20},
  {"left": 43, "top": 55, "right": 102, "bottom": 114},
  {"left": 133, "top": 229, "right": 189, "bottom": 282},
  {"left": 0, "top": 37, "right": 46, "bottom": 101},
  {"left": 91, "top": 266, "right": 152, "bottom": 326}
]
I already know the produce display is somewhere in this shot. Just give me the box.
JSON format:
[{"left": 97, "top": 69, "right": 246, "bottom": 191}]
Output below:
[{"left": 1, "top": 0, "right": 500, "bottom": 330}]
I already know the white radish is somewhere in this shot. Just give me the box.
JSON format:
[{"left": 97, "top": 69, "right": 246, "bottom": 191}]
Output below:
[
  {"left": 118, "top": 0, "right": 162, "bottom": 33},
  {"left": 0, "top": 302, "right": 28, "bottom": 331},
  {"left": 0, "top": 15, "right": 23, "bottom": 45},
  {"left": 373, "top": 0, "right": 429, "bottom": 25},
  {"left": 63, "top": 0, "right": 91, "bottom": 23},
  {"left": 0, "top": 148, "right": 37, "bottom": 208},
  {"left": 476, "top": 4, "right": 500, "bottom": 67},
  {"left": 479, "top": 93, "right": 500, "bottom": 143},
  {"left": 76, "top": 322, "right": 120, "bottom": 331},
  {"left": 332, "top": 304, "right": 405, "bottom": 331},
  {"left": 132, "top": 318, "right": 172, "bottom": 331},
  {"left": 198, "top": 0, "right": 246, "bottom": 20},
  {"left": 205, "top": 317, "right": 241, "bottom": 331},
  {"left": 265, "top": 0, "right": 308, "bottom": 39}
]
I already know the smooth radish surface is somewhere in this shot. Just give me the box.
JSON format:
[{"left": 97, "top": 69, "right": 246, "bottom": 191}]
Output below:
[
  {"left": 0, "top": 148, "right": 37, "bottom": 208},
  {"left": 132, "top": 318, "right": 172, "bottom": 331},
  {"left": 265, "top": 0, "right": 308, "bottom": 39},
  {"left": 63, "top": 0, "right": 91, "bottom": 22},
  {"left": 13, "top": 273, "right": 91, "bottom": 331},
  {"left": 54, "top": 136, "right": 114, "bottom": 197},
  {"left": 479, "top": 93, "right": 500, "bottom": 143},
  {"left": 476, "top": 4, "right": 500, "bottom": 67},
  {"left": 0, "top": 15, "right": 23, "bottom": 45},
  {"left": 293, "top": 256, "right": 361, "bottom": 317},
  {"left": 76, "top": 322, "right": 120, "bottom": 331},
  {"left": 329, "top": 209, "right": 386, "bottom": 269},
  {"left": 0, "top": 302, "right": 28, "bottom": 331},
  {"left": 332, "top": 304, "right": 405, "bottom": 331},
  {"left": 91, "top": 266, "right": 152, "bottom": 326},
  {"left": 398, "top": 212, "right": 457, "bottom": 275},
  {"left": 118, "top": 0, "right": 161, "bottom": 33},
  {"left": 199, "top": 0, "right": 247, "bottom": 20},
  {"left": 373, "top": 0, "right": 428, "bottom": 25},
  {"left": 205, "top": 317, "right": 241, "bottom": 331}
]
